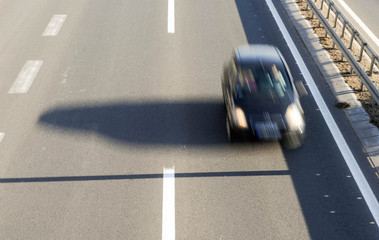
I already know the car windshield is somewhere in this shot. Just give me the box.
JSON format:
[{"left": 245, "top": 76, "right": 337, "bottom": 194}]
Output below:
[{"left": 234, "top": 63, "right": 293, "bottom": 102}]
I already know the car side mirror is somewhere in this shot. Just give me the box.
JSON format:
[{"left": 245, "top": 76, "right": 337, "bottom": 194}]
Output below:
[{"left": 295, "top": 81, "right": 308, "bottom": 97}]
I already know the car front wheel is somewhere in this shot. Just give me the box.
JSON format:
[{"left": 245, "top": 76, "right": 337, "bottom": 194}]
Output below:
[{"left": 226, "top": 115, "right": 238, "bottom": 143}]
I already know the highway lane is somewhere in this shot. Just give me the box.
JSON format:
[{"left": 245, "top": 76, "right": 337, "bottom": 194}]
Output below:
[
  {"left": 339, "top": 0, "right": 379, "bottom": 34},
  {"left": 332, "top": 0, "right": 379, "bottom": 52},
  {"left": 0, "top": 0, "right": 378, "bottom": 239}
]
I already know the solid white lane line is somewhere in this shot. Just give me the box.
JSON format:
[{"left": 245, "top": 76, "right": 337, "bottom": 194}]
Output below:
[
  {"left": 42, "top": 15, "right": 67, "bottom": 36},
  {"left": 168, "top": 0, "right": 175, "bottom": 33},
  {"left": 266, "top": 0, "right": 379, "bottom": 225},
  {"left": 162, "top": 167, "right": 175, "bottom": 240},
  {"left": 336, "top": 0, "right": 379, "bottom": 46},
  {"left": 0, "top": 133, "right": 4, "bottom": 143},
  {"left": 8, "top": 60, "right": 43, "bottom": 94}
]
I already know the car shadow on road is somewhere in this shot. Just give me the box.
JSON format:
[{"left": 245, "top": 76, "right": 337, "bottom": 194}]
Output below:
[
  {"left": 35, "top": 99, "right": 377, "bottom": 239},
  {"left": 39, "top": 99, "right": 228, "bottom": 145}
]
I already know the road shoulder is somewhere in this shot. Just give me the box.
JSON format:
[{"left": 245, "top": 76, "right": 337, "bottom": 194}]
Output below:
[{"left": 281, "top": 0, "right": 379, "bottom": 177}]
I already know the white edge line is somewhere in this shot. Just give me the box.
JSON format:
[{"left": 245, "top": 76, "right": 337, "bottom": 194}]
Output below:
[
  {"left": 162, "top": 167, "right": 175, "bottom": 240},
  {"left": 168, "top": 0, "right": 175, "bottom": 33},
  {"left": 0, "top": 133, "right": 4, "bottom": 143},
  {"left": 266, "top": 0, "right": 379, "bottom": 225},
  {"left": 335, "top": 0, "right": 379, "bottom": 46}
]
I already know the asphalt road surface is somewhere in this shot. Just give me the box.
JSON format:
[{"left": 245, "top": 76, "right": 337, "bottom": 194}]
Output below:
[
  {"left": 333, "top": 0, "right": 379, "bottom": 52},
  {"left": 0, "top": 0, "right": 378, "bottom": 239}
]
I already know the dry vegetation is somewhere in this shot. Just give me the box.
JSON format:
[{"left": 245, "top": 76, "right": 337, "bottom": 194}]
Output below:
[{"left": 295, "top": 0, "right": 379, "bottom": 126}]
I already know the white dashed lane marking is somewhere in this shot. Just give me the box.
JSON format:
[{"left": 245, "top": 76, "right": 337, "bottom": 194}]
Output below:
[
  {"left": 0, "top": 133, "right": 4, "bottom": 143},
  {"left": 162, "top": 167, "right": 175, "bottom": 240},
  {"left": 42, "top": 15, "right": 67, "bottom": 36},
  {"left": 8, "top": 60, "right": 43, "bottom": 94},
  {"left": 168, "top": 0, "right": 175, "bottom": 33}
]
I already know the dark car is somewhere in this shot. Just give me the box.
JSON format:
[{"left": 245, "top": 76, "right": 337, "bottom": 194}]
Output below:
[{"left": 221, "top": 44, "right": 306, "bottom": 148}]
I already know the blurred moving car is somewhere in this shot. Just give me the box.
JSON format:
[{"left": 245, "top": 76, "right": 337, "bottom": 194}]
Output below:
[{"left": 221, "top": 44, "right": 306, "bottom": 148}]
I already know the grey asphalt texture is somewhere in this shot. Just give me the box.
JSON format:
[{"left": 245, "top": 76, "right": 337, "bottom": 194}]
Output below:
[
  {"left": 334, "top": 0, "right": 379, "bottom": 54},
  {"left": 0, "top": 0, "right": 377, "bottom": 239}
]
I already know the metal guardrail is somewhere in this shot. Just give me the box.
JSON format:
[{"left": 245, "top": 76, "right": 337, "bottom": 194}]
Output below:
[{"left": 302, "top": 0, "right": 379, "bottom": 105}]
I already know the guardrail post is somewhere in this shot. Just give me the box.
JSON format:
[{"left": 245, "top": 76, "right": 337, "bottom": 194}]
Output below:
[
  {"left": 369, "top": 56, "right": 377, "bottom": 75},
  {"left": 349, "top": 30, "right": 356, "bottom": 49},
  {"left": 361, "top": 79, "right": 364, "bottom": 91},
  {"left": 320, "top": 0, "right": 324, "bottom": 10},
  {"left": 318, "top": 0, "right": 322, "bottom": 28},
  {"left": 359, "top": 42, "right": 367, "bottom": 62},
  {"left": 326, "top": 2, "right": 332, "bottom": 19},
  {"left": 341, "top": 21, "right": 346, "bottom": 38},
  {"left": 333, "top": 12, "right": 339, "bottom": 28}
]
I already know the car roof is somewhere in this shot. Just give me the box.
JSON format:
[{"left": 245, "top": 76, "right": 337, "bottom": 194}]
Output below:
[{"left": 234, "top": 44, "right": 283, "bottom": 66}]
